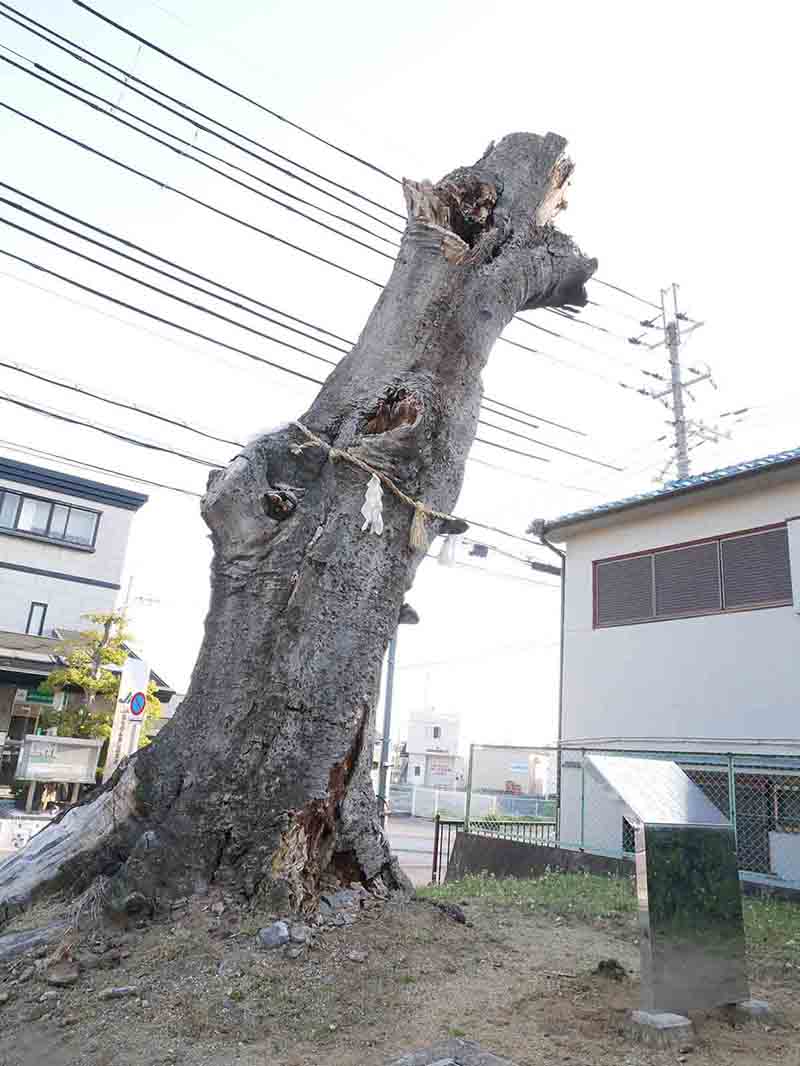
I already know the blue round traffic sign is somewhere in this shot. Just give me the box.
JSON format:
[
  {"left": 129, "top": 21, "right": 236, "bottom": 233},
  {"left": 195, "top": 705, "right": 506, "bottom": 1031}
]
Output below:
[{"left": 130, "top": 691, "right": 147, "bottom": 718}]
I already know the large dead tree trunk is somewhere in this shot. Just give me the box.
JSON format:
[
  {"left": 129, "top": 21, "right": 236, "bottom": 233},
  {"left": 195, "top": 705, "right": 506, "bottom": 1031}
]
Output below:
[{"left": 0, "top": 132, "right": 594, "bottom": 923}]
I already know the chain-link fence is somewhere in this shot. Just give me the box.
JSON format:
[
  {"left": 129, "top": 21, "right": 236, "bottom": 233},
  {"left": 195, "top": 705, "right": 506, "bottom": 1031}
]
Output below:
[
  {"left": 465, "top": 744, "right": 557, "bottom": 827},
  {"left": 460, "top": 744, "right": 800, "bottom": 888}
]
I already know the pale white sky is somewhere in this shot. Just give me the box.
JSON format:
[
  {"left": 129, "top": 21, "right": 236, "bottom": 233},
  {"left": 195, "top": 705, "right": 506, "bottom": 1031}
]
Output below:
[{"left": 0, "top": 0, "right": 797, "bottom": 755}]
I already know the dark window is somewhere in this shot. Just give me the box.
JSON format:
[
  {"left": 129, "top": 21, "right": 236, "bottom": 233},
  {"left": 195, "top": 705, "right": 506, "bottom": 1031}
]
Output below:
[
  {"left": 622, "top": 817, "right": 636, "bottom": 854},
  {"left": 433, "top": 726, "right": 441, "bottom": 739},
  {"left": 721, "top": 528, "right": 792, "bottom": 608},
  {"left": 596, "top": 524, "right": 793, "bottom": 627},
  {"left": 596, "top": 554, "right": 653, "bottom": 625},
  {"left": 654, "top": 541, "right": 721, "bottom": 616},
  {"left": 25, "top": 602, "right": 47, "bottom": 637},
  {"left": 413, "top": 765, "right": 421, "bottom": 777},
  {"left": 0, "top": 491, "right": 20, "bottom": 528},
  {"left": 0, "top": 490, "right": 99, "bottom": 548}
]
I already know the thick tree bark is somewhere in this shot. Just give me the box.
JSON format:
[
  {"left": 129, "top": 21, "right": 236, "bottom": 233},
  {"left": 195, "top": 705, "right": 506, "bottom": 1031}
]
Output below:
[{"left": 0, "top": 132, "right": 595, "bottom": 924}]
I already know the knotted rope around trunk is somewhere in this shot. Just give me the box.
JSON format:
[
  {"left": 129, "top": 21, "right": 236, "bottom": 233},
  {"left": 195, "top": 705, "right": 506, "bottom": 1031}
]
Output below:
[{"left": 290, "top": 421, "right": 466, "bottom": 549}]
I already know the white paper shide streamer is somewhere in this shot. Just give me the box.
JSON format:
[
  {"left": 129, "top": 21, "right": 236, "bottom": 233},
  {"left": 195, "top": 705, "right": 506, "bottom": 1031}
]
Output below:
[{"left": 360, "top": 473, "right": 384, "bottom": 535}]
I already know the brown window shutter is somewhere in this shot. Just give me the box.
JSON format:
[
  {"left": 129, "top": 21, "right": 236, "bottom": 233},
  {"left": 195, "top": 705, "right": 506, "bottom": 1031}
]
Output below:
[
  {"left": 722, "top": 528, "right": 792, "bottom": 608},
  {"left": 654, "top": 541, "right": 722, "bottom": 616},
  {"left": 596, "top": 555, "right": 654, "bottom": 625}
]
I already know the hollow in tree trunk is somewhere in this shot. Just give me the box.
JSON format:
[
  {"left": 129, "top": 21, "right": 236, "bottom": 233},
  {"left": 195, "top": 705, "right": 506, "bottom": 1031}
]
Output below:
[{"left": 0, "top": 131, "right": 595, "bottom": 923}]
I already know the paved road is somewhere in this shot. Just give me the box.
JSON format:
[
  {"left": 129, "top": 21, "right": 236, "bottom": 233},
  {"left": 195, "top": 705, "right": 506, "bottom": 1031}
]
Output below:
[{"left": 386, "top": 816, "right": 441, "bottom": 887}]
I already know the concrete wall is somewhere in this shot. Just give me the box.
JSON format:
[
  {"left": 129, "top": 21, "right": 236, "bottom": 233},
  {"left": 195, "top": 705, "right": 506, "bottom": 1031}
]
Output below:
[
  {"left": 560, "top": 474, "right": 800, "bottom": 752},
  {"left": 0, "top": 475, "right": 135, "bottom": 633},
  {"left": 446, "top": 833, "right": 634, "bottom": 883}
]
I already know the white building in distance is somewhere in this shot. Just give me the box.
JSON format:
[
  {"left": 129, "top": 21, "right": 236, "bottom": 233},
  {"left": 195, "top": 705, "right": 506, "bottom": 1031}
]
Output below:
[{"left": 404, "top": 708, "right": 462, "bottom": 788}]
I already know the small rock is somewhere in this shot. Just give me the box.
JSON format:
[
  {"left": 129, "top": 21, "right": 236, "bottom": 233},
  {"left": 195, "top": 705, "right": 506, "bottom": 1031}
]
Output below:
[
  {"left": 57, "top": 1014, "right": 79, "bottom": 1028},
  {"left": 256, "top": 921, "right": 289, "bottom": 950},
  {"left": 289, "top": 923, "right": 311, "bottom": 944},
  {"left": 425, "top": 900, "right": 466, "bottom": 924},
  {"left": 98, "top": 985, "right": 138, "bottom": 1000},
  {"left": 593, "top": 958, "right": 626, "bottom": 981},
  {"left": 0, "top": 991, "right": 10, "bottom": 1005},
  {"left": 285, "top": 946, "right": 304, "bottom": 960},
  {"left": 122, "top": 892, "right": 149, "bottom": 916},
  {"left": 210, "top": 901, "right": 225, "bottom": 917},
  {"left": 46, "top": 961, "right": 80, "bottom": 988},
  {"left": 39, "top": 990, "right": 59, "bottom": 1002},
  {"left": 23, "top": 1004, "right": 51, "bottom": 1021},
  {"left": 346, "top": 950, "right": 367, "bottom": 963}
]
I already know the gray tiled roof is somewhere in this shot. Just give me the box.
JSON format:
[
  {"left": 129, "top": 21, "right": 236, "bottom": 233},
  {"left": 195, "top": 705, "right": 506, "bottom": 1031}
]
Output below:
[{"left": 539, "top": 446, "right": 800, "bottom": 537}]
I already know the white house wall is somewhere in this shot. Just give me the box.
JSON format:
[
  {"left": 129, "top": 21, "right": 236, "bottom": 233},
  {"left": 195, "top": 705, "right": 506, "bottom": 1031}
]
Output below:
[
  {"left": 561, "top": 476, "right": 800, "bottom": 754},
  {"left": 0, "top": 475, "right": 135, "bottom": 633}
]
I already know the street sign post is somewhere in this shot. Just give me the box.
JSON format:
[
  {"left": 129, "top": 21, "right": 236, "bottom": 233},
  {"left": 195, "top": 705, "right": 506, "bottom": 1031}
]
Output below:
[{"left": 104, "top": 656, "right": 150, "bottom": 782}]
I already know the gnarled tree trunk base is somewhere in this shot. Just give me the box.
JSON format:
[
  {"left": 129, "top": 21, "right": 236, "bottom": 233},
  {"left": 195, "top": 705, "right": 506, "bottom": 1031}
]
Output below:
[{"left": 0, "top": 129, "right": 594, "bottom": 927}]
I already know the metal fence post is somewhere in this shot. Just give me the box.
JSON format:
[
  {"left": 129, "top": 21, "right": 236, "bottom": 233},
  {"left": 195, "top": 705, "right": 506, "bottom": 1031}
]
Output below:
[
  {"left": 727, "top": 753, "right": 738, "bottom": 852},
  {"left": 579, "top": 749, "right": 586, "bottom": 850},
  {"left": 431, "top": 813, "right": 440, "bottom": 885},
  {"left": 465, "top": 744, "right": 475, "bottom": 833}
]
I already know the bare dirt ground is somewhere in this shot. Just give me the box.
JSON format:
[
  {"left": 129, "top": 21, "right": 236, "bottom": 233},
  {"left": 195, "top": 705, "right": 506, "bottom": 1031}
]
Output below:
[{"left": 0, "top": 886, "right": 797, "bottom": 1066}]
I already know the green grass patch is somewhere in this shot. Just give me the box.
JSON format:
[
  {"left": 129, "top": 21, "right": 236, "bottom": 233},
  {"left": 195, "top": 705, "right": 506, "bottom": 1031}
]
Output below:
[
  {"left": 421, "top": 870, "right": 636, "bottom": 921},
  {"left": 421, "top": 871, "right": 800, "bottom": 963}
]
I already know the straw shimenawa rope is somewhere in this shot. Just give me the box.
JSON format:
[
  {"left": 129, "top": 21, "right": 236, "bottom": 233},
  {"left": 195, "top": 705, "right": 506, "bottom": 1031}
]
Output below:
[{"left": 291, "top": 421, "right": 465, "bottom": 548}]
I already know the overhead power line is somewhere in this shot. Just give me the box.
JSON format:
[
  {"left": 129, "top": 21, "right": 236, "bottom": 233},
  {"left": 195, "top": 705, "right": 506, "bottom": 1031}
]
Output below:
[
  {"left": 476, "top": 417, "right": 622, "bottom": 470},
  {"left": 0, "top": 355, "right": 242, "bottom": 448},
  {"left": 0, "top": 253, "right": 585, "bottom": 445},
  {"left": 1, "top": 213, "right": 616, "bottom": 468},
  {"left": 3, "top": 3, "right": 659, "bottom": 317},
  {"left": 0, "top": 389, "right": 224, "bottom": 467},
  {"left": 0, "top": 54, "right": 397, "bottom": 261},
  {"left": 0, "top": 248, "right": 555, "bottom": 467},
  {"left": 0, "top": 48, "right": 401, "bottom": 251},
  {"left": 0, "top": 211, "right": 345, "bottom": 368},
  {"left": 68, "top": 0, "right": 662, "bottom": 312},
  {"left": 2, "top": 91, "right": 644, "bottom": 400},
  {"left": 72, "top": 0, "right": 404, "bottom": 186},
  {"left": 2, "top": 47, "right": 656, "bottom": 367},
  {"left": 0, "top": 102, "right": 387, "bottom": 289},
  {"left": 0, "top": 182, "right": 351, "bottom": 349},
  {"left": 0, "top": 212, "right": 582, "bottom": 461},
  {"left": 0, "top": 435, "right": 204, "bottom": 497},
  {"left": 0, "top": 390, "right": 549, "bottom": 548},
  {"left": 0, "top": 3, "right": 405, "bottom": 224},
  {"left": 0, "top": 245, "right": 327, "bottom": 386}
]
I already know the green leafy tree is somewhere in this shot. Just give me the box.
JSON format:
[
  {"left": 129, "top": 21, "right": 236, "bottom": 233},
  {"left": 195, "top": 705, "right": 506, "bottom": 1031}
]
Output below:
[{"left": 39, "top": 612, "right": 160, "bottom": 745}]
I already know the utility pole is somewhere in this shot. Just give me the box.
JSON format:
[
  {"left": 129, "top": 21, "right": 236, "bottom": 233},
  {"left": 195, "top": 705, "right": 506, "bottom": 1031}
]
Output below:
[
  {"left": 632, "top": 283, "right": 731, "bottom": 483},
  {"left": 377, "top": 602, "right": 419, "bottom": 829},
  {"left": 663, "top": 285, "right": 690, "bottom": 478}
]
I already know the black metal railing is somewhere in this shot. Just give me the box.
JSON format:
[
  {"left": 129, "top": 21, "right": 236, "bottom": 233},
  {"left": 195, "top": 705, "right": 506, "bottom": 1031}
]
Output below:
[{"left": 430, "top": 815, "right": 557, "bottom": 884}]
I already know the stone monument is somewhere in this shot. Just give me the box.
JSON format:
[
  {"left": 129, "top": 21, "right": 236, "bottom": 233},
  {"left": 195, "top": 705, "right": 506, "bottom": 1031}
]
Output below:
[{"left": 587, "top": 755, "right": 761, "bottom": 1043}]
